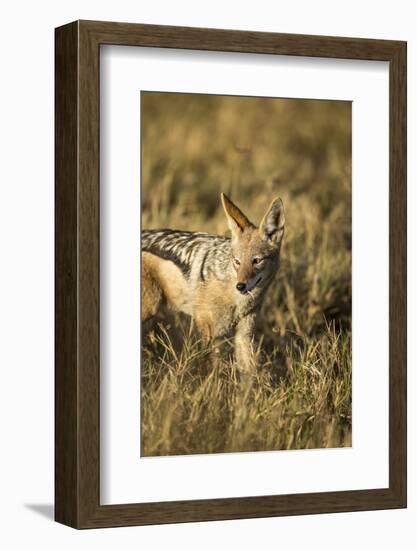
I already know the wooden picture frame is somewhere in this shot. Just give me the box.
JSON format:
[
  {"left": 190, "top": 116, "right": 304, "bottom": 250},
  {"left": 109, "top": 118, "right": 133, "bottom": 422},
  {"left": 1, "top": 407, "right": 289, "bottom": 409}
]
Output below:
[{"left": 55, "top": 20, "right": 407, "bottom": 529}]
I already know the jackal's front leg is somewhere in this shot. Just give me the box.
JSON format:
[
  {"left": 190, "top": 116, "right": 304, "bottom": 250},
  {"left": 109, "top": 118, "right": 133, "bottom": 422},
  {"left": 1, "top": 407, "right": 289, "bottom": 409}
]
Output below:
[{"left": 234, "top": 313, "right": 258, "bottom": 372}]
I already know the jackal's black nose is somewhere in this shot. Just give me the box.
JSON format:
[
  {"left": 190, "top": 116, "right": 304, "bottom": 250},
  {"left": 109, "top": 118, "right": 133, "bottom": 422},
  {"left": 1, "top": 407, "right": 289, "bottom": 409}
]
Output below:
[{"left": 236, "top": 282, "right": 246, "bottom": 293}]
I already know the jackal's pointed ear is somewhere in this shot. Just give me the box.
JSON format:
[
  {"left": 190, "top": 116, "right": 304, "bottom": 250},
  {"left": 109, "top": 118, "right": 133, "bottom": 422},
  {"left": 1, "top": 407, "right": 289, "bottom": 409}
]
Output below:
[
  {"left": 221, "top": 193, "right": 253, "bottom": 234},
  {"left": 259, "top": 198, "right": 285, "bottom": 244}
]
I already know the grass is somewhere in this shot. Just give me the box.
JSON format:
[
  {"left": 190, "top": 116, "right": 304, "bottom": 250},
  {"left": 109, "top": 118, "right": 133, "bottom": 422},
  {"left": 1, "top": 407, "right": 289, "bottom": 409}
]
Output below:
[{"left": 141, "top": 92, "right": 352, "bottom": 456}]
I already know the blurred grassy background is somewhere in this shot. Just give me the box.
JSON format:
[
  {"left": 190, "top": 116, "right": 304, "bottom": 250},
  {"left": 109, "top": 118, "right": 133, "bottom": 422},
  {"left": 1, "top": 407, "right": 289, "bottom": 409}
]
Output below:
[{"left": 141, "top": 92, "right": 352, "bottom": 456}]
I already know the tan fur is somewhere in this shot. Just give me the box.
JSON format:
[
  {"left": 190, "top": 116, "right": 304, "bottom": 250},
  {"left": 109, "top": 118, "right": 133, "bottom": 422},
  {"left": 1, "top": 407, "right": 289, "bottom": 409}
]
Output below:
[
  {"left": 142, "top": 194, "right": 285, "bottom": 372},
  {"left": 142, "top": 252, "right": 190, "bottom": 317}
]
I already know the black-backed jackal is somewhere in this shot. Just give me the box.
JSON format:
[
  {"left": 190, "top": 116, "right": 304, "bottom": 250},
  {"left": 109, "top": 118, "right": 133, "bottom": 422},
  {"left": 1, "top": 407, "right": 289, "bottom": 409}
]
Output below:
[{"left": 141, "top": 193, "right": 285, "bottom": 371}]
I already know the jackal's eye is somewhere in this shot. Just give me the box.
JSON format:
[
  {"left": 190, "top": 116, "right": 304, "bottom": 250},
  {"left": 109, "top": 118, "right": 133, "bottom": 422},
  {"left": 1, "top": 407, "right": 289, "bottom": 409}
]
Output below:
[
  {"left": 253, "top": 257, "right": 264, "bottom": 265},
  {"left": 233, "top": 257, "right": 241, "bottom": 266}
]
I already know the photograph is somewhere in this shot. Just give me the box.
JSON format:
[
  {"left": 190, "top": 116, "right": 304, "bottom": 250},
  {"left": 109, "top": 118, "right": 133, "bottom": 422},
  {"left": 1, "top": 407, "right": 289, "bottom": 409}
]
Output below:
[
  {"left": 0, "top": 0, "right": 409, "bottom": 541},
  {"left": 140, "top": 91, "right": 352, "bottom": 457}
]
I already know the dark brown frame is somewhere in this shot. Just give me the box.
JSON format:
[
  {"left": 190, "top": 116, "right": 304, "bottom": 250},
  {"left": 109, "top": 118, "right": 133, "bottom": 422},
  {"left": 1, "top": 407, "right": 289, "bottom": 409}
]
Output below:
[{"left": 55, "top": 20, "right": 407, "bottom": 529}]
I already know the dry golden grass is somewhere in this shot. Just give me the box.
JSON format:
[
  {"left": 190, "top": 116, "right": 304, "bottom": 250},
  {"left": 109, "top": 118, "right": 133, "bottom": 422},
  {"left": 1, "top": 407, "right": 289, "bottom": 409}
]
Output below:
[{"left": 141, "top": 92, "right": 352, "bottom": 456}]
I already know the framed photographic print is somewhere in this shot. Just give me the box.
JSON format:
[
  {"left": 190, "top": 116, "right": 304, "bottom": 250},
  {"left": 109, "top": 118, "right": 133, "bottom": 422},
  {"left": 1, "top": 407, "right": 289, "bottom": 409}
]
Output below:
[{"left": 55, "top": 20, "right": 407, "bottom": 528}]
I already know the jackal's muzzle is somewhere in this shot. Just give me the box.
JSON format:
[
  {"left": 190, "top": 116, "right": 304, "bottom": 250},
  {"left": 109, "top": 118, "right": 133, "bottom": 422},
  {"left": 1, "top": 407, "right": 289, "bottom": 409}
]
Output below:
[{"left": 236, "top": 273, "right": 263, "bottom": 294}]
